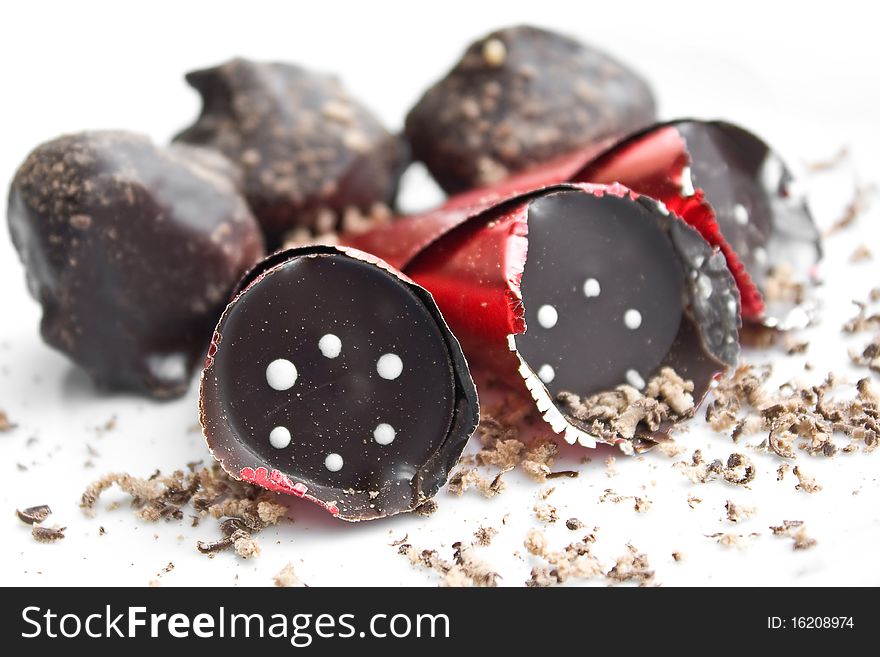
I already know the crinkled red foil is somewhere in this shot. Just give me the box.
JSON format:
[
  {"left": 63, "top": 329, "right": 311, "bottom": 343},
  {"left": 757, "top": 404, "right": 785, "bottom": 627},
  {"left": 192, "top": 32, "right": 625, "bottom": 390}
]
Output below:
[{"left": 402, "top": 123, "right": 764, "bottom": 320}]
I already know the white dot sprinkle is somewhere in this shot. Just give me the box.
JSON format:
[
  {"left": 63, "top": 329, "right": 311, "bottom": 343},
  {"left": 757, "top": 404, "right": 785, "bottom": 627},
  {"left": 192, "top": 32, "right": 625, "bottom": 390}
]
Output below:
[
  {"left": 266, "top": 359, "right": 297, "bottom": 391},
  {"left": 733, "top": 203, "right": 749, "bottom": 226},
  {"left": 268, "top": 426, "right": 291, "bottom": 449},
  {"left": 537, "top": 364, "right": 555, "bottom": 383},
  {"left": 583, "top": 278, "right": 601, "bottom": 298},
  {"left": 680, "top": 166, "right": 695, "bottom": 197},
  {"left": 324, "top": 453, "right": 343, "bottom": 472},
  {"left": 626, "top": 369, "right": 646, "bottom": 390},
  {"left": 623, "top": 309, "right": 642, "bottom": 330},
  {"left": 373, "top": 423, "right": 396, "bottom": 446},
  {"left": 697, "top": 274, "right": 714, "bottom": 300},
  {"left": 376, "top": 353, "right": 403, "bottom": 380},
  {"left": 536, "top": 304, "right": 558, "bottom": 329},
  {"left": 318, "top": 333, "right": 342, "bottom": 359},
  {"left": 754, "top": 247, "right": 768, "bottom": 266}
]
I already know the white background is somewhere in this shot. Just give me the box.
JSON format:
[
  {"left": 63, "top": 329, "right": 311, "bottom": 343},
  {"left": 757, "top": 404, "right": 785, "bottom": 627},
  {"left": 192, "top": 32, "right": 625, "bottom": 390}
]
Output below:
[{"left": 1, "top": 0, "right": 878, "bottom": 586}]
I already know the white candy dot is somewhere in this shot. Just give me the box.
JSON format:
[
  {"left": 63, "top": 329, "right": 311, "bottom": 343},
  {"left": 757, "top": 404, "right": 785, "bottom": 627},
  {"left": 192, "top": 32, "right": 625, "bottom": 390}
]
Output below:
[
  {"left": 733, "top": 203, "right": 749, "bottom": 226},
  {"left": 376, "top": 353, "right": 403, "bottom": 380},
  {"left": 324, "top": 453, "right": 343, "bottom": 472},
  {"left": 318, "top": 333, "right": 342, "bottom": 359},
  {"left": 536, "top": 304, "right": 558, "bottom": 329},
  {"left": 754, "top": 247, "right": 768, "bottom": 266},
  {"left": 623, "top": 309, "right": 642, "bottom": 330},
  {"left": 583, "top": 278, "right": 601, "bottom": 298},
  {"left": 266, "top": 359, "right": 297, "bottom": 391},
  {"left": 626, "top": 369, "right": 646, "bottom": 390},
  {"left": 537, "top": 364, "right": 556, "bottom": 383},
  {"left": 373, "top": 423, "right": 396, "bottom": 445},
  {"left": 680, "top": 166, "right": 695, "bottom": 197},
  {"left": 269, "top": 426, "right": 291, "bottom": 449}
]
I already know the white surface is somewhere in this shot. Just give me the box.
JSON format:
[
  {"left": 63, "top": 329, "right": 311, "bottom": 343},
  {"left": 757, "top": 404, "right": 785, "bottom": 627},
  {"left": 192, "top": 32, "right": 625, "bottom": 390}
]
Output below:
[{"left": 1, "top": 0, "right": 879, "bottom": 587}]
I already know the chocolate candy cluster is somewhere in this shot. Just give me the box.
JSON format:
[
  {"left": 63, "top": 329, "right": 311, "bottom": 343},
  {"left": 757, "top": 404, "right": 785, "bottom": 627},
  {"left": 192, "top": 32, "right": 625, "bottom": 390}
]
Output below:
[{"left": 6, "top": 25, "right": 819, "bottom": 519}]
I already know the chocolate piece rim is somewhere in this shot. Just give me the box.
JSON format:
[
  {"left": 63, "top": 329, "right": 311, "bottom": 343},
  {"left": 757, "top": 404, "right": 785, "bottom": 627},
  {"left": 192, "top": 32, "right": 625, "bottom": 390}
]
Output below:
[
  {"left": 503, "top": 185, "right": 740, "bottom": 453},
  {"left": 200, "top": 244, "right": 479, "bottom": 521}
]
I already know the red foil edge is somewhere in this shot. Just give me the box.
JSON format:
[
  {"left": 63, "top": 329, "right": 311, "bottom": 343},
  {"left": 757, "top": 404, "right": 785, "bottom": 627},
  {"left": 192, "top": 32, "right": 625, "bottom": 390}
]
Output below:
[{"left": 239, "top": 466, "right": 340, "bottom": 516}]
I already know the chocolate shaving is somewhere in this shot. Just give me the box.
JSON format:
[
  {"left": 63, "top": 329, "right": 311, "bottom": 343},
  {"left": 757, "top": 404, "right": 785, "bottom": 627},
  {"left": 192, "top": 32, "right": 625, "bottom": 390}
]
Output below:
[
  {"left": 397, "top": 540, "right": 499, "bottom": 587},
  {"left": 825, "top": 183, "right": 876, "bottom": 236},
  {"left": 0, "top": 410, "right": 16, "bottom": 432},
  {"left": 81, "top": 464, "right": 288, "bottom": 559},
  {"left": 524, "top": 528, "right": 604, "bottom": 587},
  {"left": 32, "top": 525, "right": 65, "bottom": 543},
  {"left": 557, "top": 367, "right": 695, "bottom": 447},
  {"left": 770, "top": 520, "right": 817, "bottom": 550},
  {"left": 707, "top": 364, "right": 879, "bottom": 456},
  {"left": 16, "top": 505, "right": 51, "bottom": 525},
  {"left": 274, "top": 562, "right": 308, "bottom": 587}
]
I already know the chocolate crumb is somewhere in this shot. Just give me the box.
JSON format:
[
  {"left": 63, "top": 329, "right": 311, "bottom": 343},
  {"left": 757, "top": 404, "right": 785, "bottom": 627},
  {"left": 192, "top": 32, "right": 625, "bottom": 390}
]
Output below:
[
  {"left": 32, "top": 525, "right": 65, "bottom": 543},
  {"left": 565, "top": 518, "right": 585, "bottom": 531},
  {"left": 16, "top": 505, "right": 51, "bottom": 525},
  {"left": 674, "top": 450, "right": 755, "bottom": 486},
  {"left": 274, "top": 562, "right": 307, "bottom": 587},
  {"left": 671, "top": 551, "right": 684, "bottom": 562},
  {"left": 806, "top": 147, "right": 848, "bottom": 172},
  {"left": 770, "top": 520, "right": 817, "bottom": 550},
  {"left": 398, "top": 540, "right": 499, "bottom": 587},
  {"left": 557, "top": 367, "right": 695, "bottom": 448},
  {"left": 850, "top": 245, "right": 873, "bottom": 263},
  {"left": 533, "top": 501, "right": 558, "bottom": 523},
  {"left": 524, "top": 529, "right": 603, "bottom": 587},
  {"left": 474, "top": 526, "right": 498, "bottom": 546},
  {"left": 606, "top": 544, "right": 654, "bottom": 585},
  {"left": 825, "top": 183, "right": 876, "bottom": 236},
  {"left": 0, "top": 410, "right": 16, "bottom": 432},
  {"left": 413, "top": 499, "right": 439, "bottom": 517},
  {"left": 725, "top": 500, "right": 757, "bottom": 523},
  {"left": 793, "top": 466, "right": 822, "bottom": 493},
  {"left": 81, "top": 464, "right": 289, "bottom": 559}
]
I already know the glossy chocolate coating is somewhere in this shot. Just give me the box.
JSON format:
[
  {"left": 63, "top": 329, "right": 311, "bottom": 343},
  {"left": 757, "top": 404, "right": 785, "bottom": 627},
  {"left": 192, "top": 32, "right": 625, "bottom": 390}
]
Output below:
[
  {"left": 175, "top": 58, "right": 408, "bottom": 247},
  {"left": 677, "top": 121, "right": 821, "bottom": 324},
  {"left": 405, "top": 25, "right": 656, "bottom": 194},
  {"left": 200, "top": 246, "right": 478, "bottom": 521},
  {"left": 7, "top": 131, "right": 265, "bottom": 398},
  {"left": 516, "top": 190, "right": 740, "bottom": 423}
]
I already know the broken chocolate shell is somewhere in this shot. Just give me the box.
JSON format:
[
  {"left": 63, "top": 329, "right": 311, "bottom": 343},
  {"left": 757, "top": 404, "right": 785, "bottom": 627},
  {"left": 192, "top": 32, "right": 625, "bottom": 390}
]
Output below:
[
  {"left": 200, "top": 245, "right": 479, "bottom": 521},
  {"left": 346, "top": 183, "right": 740, "bottom": 452},
  {"left": 579, "top": 120, "right": 821, "bottom": 328},
  {"left": 7, "top": 131, "right": 265, "bottom": 398},
  {"left": 405, "top": 25, "right": 655, "bottom": 194},
  {"left": 174, "top": 58, "right": 408, "bottom": 247}
]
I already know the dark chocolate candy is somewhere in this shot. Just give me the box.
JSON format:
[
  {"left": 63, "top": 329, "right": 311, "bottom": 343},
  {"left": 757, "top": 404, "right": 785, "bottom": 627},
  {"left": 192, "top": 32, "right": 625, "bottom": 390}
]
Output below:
[
  {"left": 346, "top": 184, "right": 740, "bottom": 451},
  {"left": 174, "top": 58, "right": 408, "bottom": 247},
  {"left": 200, "top": 245, "right": 478, "bottom": 521},
  {"left": 7, "top": 131, "right": 265, "bottom": 398},
  {"left": 405, "top": 25, "right": 656, "bottom": 194}
]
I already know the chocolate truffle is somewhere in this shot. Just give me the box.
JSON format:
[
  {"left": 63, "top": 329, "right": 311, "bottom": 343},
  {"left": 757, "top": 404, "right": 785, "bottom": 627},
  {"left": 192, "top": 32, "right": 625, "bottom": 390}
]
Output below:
[
  {"left": 346, "top": 183, "right": 740, "bottom": 452},
  {"left": 405, "top": 25, "right": 656, "bottom": 194},
  {"left": 200, "top": 245, "right": 479, "bottom": 521},
  {"left": 7, "top": 131, "right": 265, "bottom": 398},
  {"left": 174, "top": 58, "right": 408, "bottom": 247}
]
